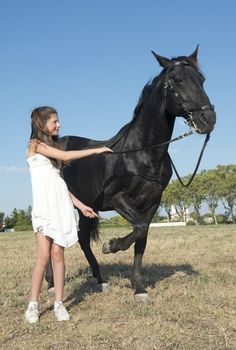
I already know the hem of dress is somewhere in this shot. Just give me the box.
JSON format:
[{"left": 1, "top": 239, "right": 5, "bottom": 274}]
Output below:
[{"left": 33, "top": 225, "right": 78, "bottom": 248}]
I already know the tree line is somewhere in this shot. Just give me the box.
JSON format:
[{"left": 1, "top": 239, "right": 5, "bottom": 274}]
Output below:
[
  {"left": 0, "top": 165, "right": 235, "bottom": 231},
  {"left": 0, "top": 206, "right": 32, "bottom": 231},
  {"left": 160, "top": 164, "right": 236, "bottom": 224}
]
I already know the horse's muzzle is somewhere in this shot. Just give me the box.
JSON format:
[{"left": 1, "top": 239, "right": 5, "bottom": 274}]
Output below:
[{"left": 190, "top": 110, "right": 216, "bottom": 134}]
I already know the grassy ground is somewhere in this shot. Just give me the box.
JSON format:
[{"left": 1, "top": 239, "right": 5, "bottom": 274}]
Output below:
[{"left": 0, "top": 225, "right": 236, "bottom": 350}]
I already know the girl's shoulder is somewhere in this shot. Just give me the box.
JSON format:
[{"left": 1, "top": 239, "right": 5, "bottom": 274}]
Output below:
[
  {"left": 28, "top": 139, "right": 39, "bottom": 147},
  {"left": 27, "top": 139, "right": 40, "bottom": 157},
  {"left": 28, "top": 139, "right": 49, "bottom": 150}
]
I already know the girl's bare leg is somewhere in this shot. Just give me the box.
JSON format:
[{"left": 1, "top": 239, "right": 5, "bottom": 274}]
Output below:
[
  {"left": 30, "top": 233, "right": 52, "bottom": 301},
  {"left": 51, "top": 243, "right": 65, "bottom": 302}
]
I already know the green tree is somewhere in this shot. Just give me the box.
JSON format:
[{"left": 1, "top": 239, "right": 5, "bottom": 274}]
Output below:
[
  {"left": 216, "top": 165, "right": 236, "bottom": 223},
  {"left": 169, "top": 179, "right": 191, "bottom": 221},
  {"left": 16, "top": 209, "right": 26, "bottom": 226},
  {"left": 160, "top": 185, "right": 173, "bottom": 221},
  {"left": 161, "top": 178, "right": 191, "bottom": 222},
  {"left": 25, "top": 206, "right": 32, "bottom": 225},
  {"left": 4, "top": 207, "right": 33, "bottom": 230},
  {"left": 151, "top": 208, "right": 163, "bottom": 222},
  {"left": 4, "top": 208, "right": 18, "bottom": 227},
  {"left": 201, "top": 169, "right": 219, "bottom": 224},
  {"left": 184, "top": 173, "right": 206, "bottom": 224},
  {"left": 0, "top": 212, "right": 5, "bottom": 229}
]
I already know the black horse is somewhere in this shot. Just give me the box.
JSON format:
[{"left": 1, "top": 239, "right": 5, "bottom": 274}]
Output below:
[{"left": 46, "top": 47, "right": 216, "bottom": 303}]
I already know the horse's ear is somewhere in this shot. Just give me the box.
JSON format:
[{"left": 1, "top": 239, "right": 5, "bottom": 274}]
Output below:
[
  {"left": 188, "top": 45, "right": 199, "bottom": 63},
  {"left": 151, "top": 51, "right": 173, "bottom": 69}
]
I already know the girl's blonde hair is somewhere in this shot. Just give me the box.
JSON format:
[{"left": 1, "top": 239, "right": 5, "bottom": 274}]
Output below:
[{"left": 30, "top": 106, "right": 61, "bottom": 167}]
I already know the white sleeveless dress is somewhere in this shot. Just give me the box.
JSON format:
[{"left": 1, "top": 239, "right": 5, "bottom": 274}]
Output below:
[{"left": 27, "top": 153, "right": 79, "bottom": 248}]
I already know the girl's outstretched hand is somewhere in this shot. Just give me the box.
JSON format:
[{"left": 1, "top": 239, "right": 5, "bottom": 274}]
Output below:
[{"left": 96, "top": 147, "right": 113, "bottom": 154}]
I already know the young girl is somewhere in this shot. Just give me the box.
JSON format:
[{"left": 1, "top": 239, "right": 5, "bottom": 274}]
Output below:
[{"left": 25, "top": 106, "right": 112, "bottom": 323}]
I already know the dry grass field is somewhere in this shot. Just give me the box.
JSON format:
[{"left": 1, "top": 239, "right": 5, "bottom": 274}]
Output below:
[{"left": 0, "top": 225, "right": 236, "bottom": 350}]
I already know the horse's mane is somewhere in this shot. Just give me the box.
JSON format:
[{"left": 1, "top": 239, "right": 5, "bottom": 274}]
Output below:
[
  {"left": 132, "top": 71, "right": 165, "bottom": 120},
  {"left": 132, "top": 55, "right": 200, "bottom": 121}
]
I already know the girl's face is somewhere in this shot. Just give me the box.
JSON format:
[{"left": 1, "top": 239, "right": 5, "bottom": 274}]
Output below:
[{"left": 46, "top": 113, "right": 60, "bottom": 136}]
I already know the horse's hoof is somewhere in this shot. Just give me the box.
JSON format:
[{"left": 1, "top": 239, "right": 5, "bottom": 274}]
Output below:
[
  {"left": 102, "top": 241, "right": 111, "bottom": 254},
  {"left": 97, "top": 283, "right": 111, "bottom": 293},
  {"left": 102, "top": 239, "right": 120, "bottom": 254},
  {"left": 48, "top": 287, "right": 55, "bottom": 296},
  {"left": 134, "top": 293, "right": 152, "bottom": 304}
]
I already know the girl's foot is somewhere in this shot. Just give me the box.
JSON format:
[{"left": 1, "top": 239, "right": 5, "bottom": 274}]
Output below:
[
  {"left": 54, "top": 301, "right": 70, "bottom": 321},
  {"left": 25, "top": 302, "right": 39, "bottom": 324}
]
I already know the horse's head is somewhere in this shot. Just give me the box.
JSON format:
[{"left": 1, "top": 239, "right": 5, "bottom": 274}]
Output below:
[{"left": 151, "top": 46, "right": 216, "bottom": 134}]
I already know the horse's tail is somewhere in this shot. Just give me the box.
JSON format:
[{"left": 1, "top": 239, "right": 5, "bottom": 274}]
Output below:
[{"left": 90, "top": 215, "right": 100, "bottom": 242}]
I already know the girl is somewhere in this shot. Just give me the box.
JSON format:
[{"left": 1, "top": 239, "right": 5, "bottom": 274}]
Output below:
[{"left": 25, "top": 106, "right": 112, "bottom": 323}]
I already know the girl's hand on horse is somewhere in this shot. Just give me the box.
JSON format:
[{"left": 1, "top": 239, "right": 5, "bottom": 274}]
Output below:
[
  {"left": 96, "top": 147, "right": 113, "bottom": 154},
  {"left": 80, "top": 205, "right": 98, "bottom": 218}
]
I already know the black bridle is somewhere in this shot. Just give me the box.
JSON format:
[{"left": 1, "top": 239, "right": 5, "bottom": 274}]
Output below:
[
  {"left": 162, "top": 66, "right": 214, "bottom": 186},
  {"left": 164, "top": 76, "right": 215, "bottom": 133}
]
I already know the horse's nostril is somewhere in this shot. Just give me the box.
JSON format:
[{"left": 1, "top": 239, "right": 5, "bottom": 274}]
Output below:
[{"left": 199, "top": 112, "right": 209, "bottom": 125}]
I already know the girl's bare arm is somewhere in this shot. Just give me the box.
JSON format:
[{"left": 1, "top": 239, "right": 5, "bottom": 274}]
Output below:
[
  {"left": 29, "top": 141, "right": 112, "bottom": 162},
  {"left": 69, "top": 192, "right": 98, "bottom": 218}
]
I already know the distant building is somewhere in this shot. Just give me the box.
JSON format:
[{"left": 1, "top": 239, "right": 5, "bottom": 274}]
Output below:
[{"left": 170, "top": 205, "right": 191, "bottom": 222}]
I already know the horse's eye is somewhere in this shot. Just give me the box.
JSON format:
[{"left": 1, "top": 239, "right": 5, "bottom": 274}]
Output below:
[{"left": 174, "top": 78, "right": 183, "bottom": 85}]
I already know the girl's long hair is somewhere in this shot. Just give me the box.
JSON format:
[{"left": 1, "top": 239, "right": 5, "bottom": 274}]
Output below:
[{"left": 30, "top": 106, "right": 61, "bottom": 167}]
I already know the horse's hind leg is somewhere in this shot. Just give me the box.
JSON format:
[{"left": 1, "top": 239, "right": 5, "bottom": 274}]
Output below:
[
  {"left": 79, "top": 219, "right": 110, "bottom": 292},
  {"left": 45, "top": 259, "right": 54, "bottom": 294}
]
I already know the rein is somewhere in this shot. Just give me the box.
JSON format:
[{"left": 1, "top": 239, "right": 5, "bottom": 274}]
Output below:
[{"left": 169, "top": 132, "right": 210, "bottom": 187}]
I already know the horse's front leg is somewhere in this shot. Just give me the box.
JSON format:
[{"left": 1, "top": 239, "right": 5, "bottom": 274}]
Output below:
[
  {"left": 131, "top": 235, "right": 151, "bottom": 303},
  {"left": 131, "top": 205, "right": 160, "bottom": 304},
  {"left": 102, "top": 193, "right": 148, "bottom": 254},
  {"left": 102, "top": 223, "right": 148, "bottom": 254},
  {"left": 102, "top": 192, "right": 159, "bottom": 303}
]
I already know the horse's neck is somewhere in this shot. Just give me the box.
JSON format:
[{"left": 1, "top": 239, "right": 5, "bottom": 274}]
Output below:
[
  {"left": 124, "top": 102, "right": 174, "bottom": 149},
  {"left": 109, "top": 77, "right": 176, "bottom": 151}
]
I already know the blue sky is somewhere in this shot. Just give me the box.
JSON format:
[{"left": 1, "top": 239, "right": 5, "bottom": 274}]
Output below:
[{"left": 0, "top": 0, "right": 235, "bottom": 216}]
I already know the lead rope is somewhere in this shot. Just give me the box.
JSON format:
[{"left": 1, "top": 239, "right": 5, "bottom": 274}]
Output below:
[
  {"left": 110, "top": 130, "right": 193, "bottom": 154},
  {"left": 110, "top": 129, "right": 210, "bottom": 186}
]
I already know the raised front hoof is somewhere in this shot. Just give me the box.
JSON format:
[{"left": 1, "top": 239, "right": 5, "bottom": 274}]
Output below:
[
  {"left": 96, "top": 283, "right": 111, "bottom": 293},
  {"left": 48, "top": 287, "right": 55, "bottom": 296},
  {"left": 134, "top": 293, "right": 152, "bottom": 305},
  {"left": 102, "top": 239, "right": 119, "bottom": 254}
]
